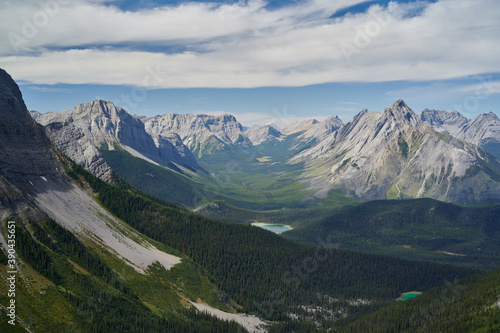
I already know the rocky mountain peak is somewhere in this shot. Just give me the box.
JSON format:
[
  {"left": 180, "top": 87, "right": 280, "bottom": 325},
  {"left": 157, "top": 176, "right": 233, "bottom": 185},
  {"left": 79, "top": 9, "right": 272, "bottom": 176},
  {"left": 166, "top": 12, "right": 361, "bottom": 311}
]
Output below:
[
  {"left": 477, "top": 111, "right": 499, "bottom": 121},
  {"left": 74, "top": 99, "right": 138, "bottom": 124},
  {"left": 382, "top": 99, "right": 420, "bottom": 128},
  {"left": 419, "top": 109, "right": 469, "bottom": 136},
  {"left": 421, "top": 109, "right": 500, "bottom": 153}
]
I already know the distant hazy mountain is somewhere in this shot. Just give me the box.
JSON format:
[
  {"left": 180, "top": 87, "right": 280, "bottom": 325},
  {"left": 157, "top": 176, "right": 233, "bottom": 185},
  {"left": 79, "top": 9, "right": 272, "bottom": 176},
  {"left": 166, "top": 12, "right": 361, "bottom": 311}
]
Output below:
[
  {"left": 299, "top": 115, "right": 344, "bottom": 141},
  {"left": 142, "top": 113, "right": 255, "bottom": 159},
  {"left": 282, "top": 119, "right": 319, "bottom": 135},
  {"left": 245, "top": 123, "right": 283, "bottom": 145},
  {"left": 33, "top": 100, "right": 200, "bottom": 178},
  {"left": 244, "top": 116, "right": 343, "bottom": 147},
  {"left": 421, "top": 109, "right": 500, "bottom": 158},
  {"left": 291, "top": 100, "right": 500, "bottom": 204}
]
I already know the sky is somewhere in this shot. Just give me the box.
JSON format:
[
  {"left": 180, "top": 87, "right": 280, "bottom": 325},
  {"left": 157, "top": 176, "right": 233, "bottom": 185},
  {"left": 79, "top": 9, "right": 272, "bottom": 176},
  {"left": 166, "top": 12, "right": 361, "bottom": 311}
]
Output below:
[{"left": 1, "top": 0, "right": 499, "bottom": 127}]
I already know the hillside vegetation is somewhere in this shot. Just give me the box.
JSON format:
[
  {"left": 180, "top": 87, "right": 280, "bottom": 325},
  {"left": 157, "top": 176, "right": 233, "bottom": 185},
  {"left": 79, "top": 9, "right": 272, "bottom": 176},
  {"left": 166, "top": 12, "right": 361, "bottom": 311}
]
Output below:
[
  {"left": 285, "top": 199, "right": 500, "bottom": 269},
  {"left": 65, "top": 160, "right": 477, "bottom": 330}
]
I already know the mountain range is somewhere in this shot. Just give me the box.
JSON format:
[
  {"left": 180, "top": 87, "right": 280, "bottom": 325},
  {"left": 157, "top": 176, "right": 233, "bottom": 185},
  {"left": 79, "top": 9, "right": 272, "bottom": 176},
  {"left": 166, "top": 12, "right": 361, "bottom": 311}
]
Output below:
[
  {"left": 291, "top": 100, "right": 500, "bottom": 204},
  {"left": 29, "top": 93, "right": 500, "bottom": 206},
  {"left": 32, "top": 100, "right": 201, "bottom": 180},
  {"left": 420, "top": 108, "right": 500, "bottom": 158},
  {"left": 1, "top": 68, "right": 499, "bottom": 332}
]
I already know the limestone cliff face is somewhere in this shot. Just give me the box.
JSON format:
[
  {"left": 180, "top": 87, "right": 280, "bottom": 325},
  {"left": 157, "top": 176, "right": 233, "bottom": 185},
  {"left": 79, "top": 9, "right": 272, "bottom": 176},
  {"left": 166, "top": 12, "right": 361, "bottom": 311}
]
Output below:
[
  {"left": 33, "top": 100, "right": 200, "bottom": 177},
  {"left": 142, "top": 113, "right": 253, "bottom": 157},
  {"left": 292, "top": 100, "right": 500, "bottom": 204},
  {"left": 152, "top": 133, "right": 198, "bottom": 169},
  {"left": 40, "top": 120, "right": 114, "bottom": 181}
]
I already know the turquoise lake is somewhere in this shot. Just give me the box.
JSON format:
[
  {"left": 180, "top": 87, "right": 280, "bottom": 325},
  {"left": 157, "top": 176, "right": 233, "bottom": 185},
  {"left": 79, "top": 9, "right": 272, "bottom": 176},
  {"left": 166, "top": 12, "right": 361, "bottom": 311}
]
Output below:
[
  {"left": 251, "top": 223, "right": 293, "bottom": 234},
  {"left": 398, "top": 292, "right": 421, "bottom": 301}
]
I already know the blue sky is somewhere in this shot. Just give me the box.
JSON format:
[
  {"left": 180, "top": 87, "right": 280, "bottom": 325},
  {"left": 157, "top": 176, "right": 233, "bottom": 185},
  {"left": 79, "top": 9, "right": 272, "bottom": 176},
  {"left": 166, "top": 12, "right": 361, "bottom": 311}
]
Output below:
[{"left": 1, "top": 0, "right": 499, "bottom": 126}]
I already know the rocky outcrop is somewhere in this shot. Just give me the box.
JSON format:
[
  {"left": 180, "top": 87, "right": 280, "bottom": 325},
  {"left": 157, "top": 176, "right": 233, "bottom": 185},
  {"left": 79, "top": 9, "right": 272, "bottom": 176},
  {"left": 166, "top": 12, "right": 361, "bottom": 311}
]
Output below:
[
  {"left": 245, "top": 124, "right": 283, "bottom": 145},
  {"left": 291, "top": 100, "right": 500, "bottom": 204},
  {"left": 33, "top": 100, "right": 200, "bottom": 177}
]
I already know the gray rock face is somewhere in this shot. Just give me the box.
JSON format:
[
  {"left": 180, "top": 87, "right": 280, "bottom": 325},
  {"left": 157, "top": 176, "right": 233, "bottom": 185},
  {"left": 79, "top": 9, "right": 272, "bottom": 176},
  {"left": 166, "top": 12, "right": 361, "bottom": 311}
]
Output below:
[
  {"left": 291, "top": 100, "right": 500, "bottom": 204},
  {"left": 142, "top": 113, "right": 253, "bottom": 157},
  {"left": 245, "top": 124, "right": 283, "bottom": 145},
  {"left": 463, "top": 112, "right": 500, "bottom": 145},
  {"left": 0, "top": 68, "right": 61, "bottom": 219},
  {"left": 33, "top": 100, "right": 200, "bottom": 177},
  {"left": 421, "top": 109, "right": 500, "bottom": 159},
  {"left": 0, "top": 71, "right": 56, "bottom": 179},
  {"left": 420, "top": 109, "right": 500, "bottom": 144},
  {"left": 420, "top": 109, "right": 469, "bottom": 136},
  {"left": 152, "top": 133, "right": 199, "bottom": 169},
  {"left": 41, "top": 120, "right": 114, "bottom": 181}
]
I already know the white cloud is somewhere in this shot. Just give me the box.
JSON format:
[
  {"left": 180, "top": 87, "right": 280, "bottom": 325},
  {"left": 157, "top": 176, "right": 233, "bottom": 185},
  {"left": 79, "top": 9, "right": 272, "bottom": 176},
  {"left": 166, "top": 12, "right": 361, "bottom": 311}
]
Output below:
[
  {"left": 456, "top": 79, "right": 500, "bottom": 95},
  {"left": 0, "top": 0, "right": 499, "bottom": 88}
]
